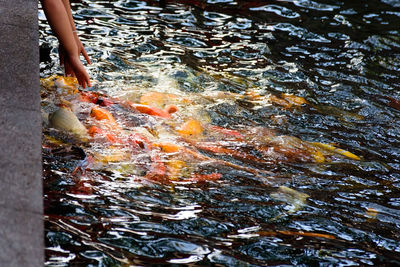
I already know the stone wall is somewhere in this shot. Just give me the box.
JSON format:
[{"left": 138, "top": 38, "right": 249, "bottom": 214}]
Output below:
[{"left": 0, "top": 0, "right": 43, "bottom": 265}]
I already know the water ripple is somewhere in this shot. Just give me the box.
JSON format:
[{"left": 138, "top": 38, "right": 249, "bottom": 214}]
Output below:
[{"left": 40, "top": 0, "right": 400, "bottom": 265}]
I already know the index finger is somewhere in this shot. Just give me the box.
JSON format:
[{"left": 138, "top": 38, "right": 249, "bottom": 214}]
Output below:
[
  {"left": 81, "top": 48, "right": 91, "bottom": 65},
  {"left": 78, "top": 73, "right": 91, "bottom": 89}
]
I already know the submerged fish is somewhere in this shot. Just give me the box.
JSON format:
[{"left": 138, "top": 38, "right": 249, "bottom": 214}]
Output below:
[
  {"left": 42, "top": 76, "right": 361, "bottom": 185},
  {"left": 270, "top": 186, "right": 310, "bottom": 215},
  {"left": 49, "top": 107, "right": 88, "bottom": 138}
]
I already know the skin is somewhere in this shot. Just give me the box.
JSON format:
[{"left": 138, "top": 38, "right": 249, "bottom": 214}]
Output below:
[{"left": 41, "top": 0, "right": 91, "bottom": 88}]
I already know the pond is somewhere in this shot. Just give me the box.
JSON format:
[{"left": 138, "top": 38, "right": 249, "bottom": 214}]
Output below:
[{"left": 39, "top": 0, "right": 400, "bottom": 265}]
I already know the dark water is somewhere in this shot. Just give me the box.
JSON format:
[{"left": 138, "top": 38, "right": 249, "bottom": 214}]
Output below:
[{"left": 40, "top": 0, "right": 400, "bottom": 266}]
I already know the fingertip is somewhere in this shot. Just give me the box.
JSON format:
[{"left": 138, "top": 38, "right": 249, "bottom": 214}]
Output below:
[
  {"left": 82, "top": 50, "right": 91, "bottom": 65},
  {"left": 85, "top": 77, "right": 91, "bottom": 88}
]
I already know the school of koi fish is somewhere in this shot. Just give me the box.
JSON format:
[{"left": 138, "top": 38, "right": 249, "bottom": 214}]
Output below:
[{"left": 41, "top": 75, "right": 361, "bottom": 190}]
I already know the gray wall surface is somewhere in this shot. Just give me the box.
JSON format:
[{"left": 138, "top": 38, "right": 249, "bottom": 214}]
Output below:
[{"left": 0, "top": 0, "right": 44, "bottom": 266}]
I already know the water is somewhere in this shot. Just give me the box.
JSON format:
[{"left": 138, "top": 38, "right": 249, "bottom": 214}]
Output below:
[{"left": 40, "top": 0, "right": 400, "bottom": 265}]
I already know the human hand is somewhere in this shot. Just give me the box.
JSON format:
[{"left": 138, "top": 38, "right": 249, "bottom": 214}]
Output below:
[
  {"left": 60, "top": 34, "right": 91, "bottom": 64},
  {"left": 58, "top": 44, "right": 75, "bottom": 77},
  {"left": 59, "top": 41, "right": 91, "bottom": 88},
  {"left": 74, "top": 34, "right": 91, "bottom": 65},
  {"left": 67, "top": 54, "right": 91, "bottom": 88}
]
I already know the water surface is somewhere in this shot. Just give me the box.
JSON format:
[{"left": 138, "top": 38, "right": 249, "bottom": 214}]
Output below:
[{"left": 40, "top": 0, "right": 400, "bottom": 265}]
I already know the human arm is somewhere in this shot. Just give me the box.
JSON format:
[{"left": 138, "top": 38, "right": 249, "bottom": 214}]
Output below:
[
  {"left": 59, "top": 0, "right": 91, "bottom": 65},
  {"left": 40, "top": 0, "right": 91, "bottom": 88}
]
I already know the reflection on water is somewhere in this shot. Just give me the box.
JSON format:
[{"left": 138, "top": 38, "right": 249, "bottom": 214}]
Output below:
[{"left": 40, "top": 0, "right": 400, "bottom": 265}]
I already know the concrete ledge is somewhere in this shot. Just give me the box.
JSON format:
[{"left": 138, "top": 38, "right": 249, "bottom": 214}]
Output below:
[
  {"left": 0, "top": 208, "right": 43, "bottom": 266},
  {"left": 0, "top": 0, "right": 38, "bottom": 28},
  {"left": 0, "top": 23, "right": 40, "bottom": 110},
  {"left": 0, "top": 0, "right": 43, "bottom": 266},
  {"left": 0, "top": 106, "right": 42, "bottom": 213}
]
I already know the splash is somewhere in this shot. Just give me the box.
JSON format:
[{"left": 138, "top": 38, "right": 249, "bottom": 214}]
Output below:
[{"left": 42, "top": 71, "right": 360, "bottom": 186}]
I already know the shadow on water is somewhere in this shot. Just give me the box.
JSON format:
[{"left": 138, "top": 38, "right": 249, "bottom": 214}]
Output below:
[{"left": 40, "top": 0, "right": 400, "bottom": 265}]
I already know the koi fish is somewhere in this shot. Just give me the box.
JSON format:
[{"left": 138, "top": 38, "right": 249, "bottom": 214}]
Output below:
[
  {"left": 49, "top": 107, "right": 88, "bottom": 138},
  {"left": 42, "top": 75, "right": 361, "bottom": 185}
]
